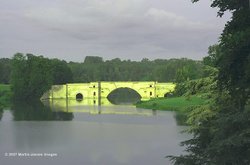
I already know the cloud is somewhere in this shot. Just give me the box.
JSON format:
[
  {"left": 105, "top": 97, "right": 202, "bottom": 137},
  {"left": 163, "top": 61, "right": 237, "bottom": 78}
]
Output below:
[{"left": 0, "top": 0, "right": 228, "bottom": 61}]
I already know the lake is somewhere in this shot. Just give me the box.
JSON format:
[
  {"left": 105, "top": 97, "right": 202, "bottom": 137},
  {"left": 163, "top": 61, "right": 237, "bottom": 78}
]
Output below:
[{"left": 0, "top": 99, "right": 190, "bottom": 165}]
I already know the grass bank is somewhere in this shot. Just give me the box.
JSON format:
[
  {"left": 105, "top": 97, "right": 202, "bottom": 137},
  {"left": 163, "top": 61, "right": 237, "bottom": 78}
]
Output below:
[
  {"left": 136, "top": 96, "right": 206, "bottom": 112},
  {"left": 0, "top": 84, "right": 11, "bottom": 108},
  {"left": 0, "top": 84, "right": 10, "bottom": 91}
]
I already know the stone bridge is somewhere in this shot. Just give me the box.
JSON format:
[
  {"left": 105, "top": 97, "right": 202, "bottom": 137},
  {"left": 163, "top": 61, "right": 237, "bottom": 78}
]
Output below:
[{"left": 41, "top": 81, "right": 175, "bottom": 100}]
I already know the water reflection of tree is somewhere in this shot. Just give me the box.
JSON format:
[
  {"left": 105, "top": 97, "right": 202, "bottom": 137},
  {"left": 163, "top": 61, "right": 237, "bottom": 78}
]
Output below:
[
  {"left": 174, "top": 112, "right": 188, "bottom": 126},
  {"left": 0, "top": 108, "right": 3, "bottom": 121},
  {"left": 12, "top": 101, "right": 74, "bottom": 121}
]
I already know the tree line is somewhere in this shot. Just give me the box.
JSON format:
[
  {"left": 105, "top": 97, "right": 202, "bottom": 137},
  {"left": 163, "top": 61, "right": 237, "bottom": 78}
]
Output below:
[
  {"left": 0, "top": 54, "right": 210, "bottom": 100},
  {"left": 68, "top": 56, "right": 207, "bottom": 82}
]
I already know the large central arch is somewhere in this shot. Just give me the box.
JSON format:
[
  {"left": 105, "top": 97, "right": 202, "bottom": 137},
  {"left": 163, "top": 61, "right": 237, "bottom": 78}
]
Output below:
[
  {"left": 107, "top": 87, "right": 142, "bottom": 104},
  {"left": 100, "top": 81, "right": 156, "bottom": 98}
]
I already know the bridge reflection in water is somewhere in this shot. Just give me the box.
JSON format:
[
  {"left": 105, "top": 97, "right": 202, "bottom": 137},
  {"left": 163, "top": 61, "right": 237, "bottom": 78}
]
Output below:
[{"left": 42, "top": 98, "right": 157, "bottom": 116}]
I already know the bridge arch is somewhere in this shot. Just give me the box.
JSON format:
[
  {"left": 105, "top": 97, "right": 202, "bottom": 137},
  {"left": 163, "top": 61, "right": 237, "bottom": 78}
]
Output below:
[
  {"left": 100, "top": 82, "right": 155, "bottom": 99},
  {"left": 107, "top": 87, "right": 142, "bottom": 104},
  {"left": 107, "top": 87, "right": 142, "bottom": 98},
  {"left": 164, "top": 92, "right": 173, "bottom": 98},
  {"left": 76, "top": 93, "right": 83, "bottom": 101}
]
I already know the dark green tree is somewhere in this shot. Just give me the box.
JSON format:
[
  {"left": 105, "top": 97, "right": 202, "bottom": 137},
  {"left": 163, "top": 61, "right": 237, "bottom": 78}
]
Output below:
[
  {"left": 84, "top": 56, "right": 103, "bottom": 64},
  {"left": 11, "top": 53, "right": 73, "bottom": 101},
  {"left": 11, "top": 53, "right": 29, "bottom": 100},
  {"left": 51, "top": 59, "right": 73, "bottom": 84},
  {"left": 170, "top": 1, "right": 250, "bottom": 164},
  {"left": 68, "top": 57, "right": 206, "bottom": 83},
  {"left": 0, "top": 58, "right": 11, "bottom": 84},
  {"left": 12, "top": 101, "right": 73, "bottom": 121},
  {"left": 26, "top": 54, "right": 53, "bottom": 99},
  {"left": 217, "top": 8, "right": 250, "bottom": 108},
  {"left": 203, "top": 44, "right": 221, "bottom": 67}
]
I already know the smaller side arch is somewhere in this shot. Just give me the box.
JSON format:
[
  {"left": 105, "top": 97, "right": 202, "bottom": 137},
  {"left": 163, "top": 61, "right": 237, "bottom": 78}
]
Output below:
[
  {"left": 164, "top": 92, "right": 174, "bottom": 98},
  {"left": 76, "top": 93, "right": 83, "bottom": 101}
]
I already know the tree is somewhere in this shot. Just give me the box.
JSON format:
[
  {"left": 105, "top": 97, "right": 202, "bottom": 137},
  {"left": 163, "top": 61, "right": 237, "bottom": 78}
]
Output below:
[
  {"left": 0, "top": 58, "right": 11, "bottom": 84},
  {"left": 51, "top": 59, "right": 73, "bottom": 84},
  {"left": 11, "top": 53, "right": 29, "bottom": 100},
  {"left": 11, "top": 53, "right": 73, "bottom": 101},
  {"left": 217, "top": 8, "right": 250, "bottom": 108},
  {"left": 26, "top": 54, "right": 53, "bottom": 99},
  {"left": 84, "top": 56, "right": 103, "bottom": 64},
  {"left": 203, "top": 44, "right": 221, "bottom": 67},
  {"left": 68, "top": 57, "right": 207, "bottom": 82},
  {"left": 170, "top": 1, "right": 250, "bottom": 164},
  {"left": 192, "top": 0, "right": 250, "bottom": 17}
]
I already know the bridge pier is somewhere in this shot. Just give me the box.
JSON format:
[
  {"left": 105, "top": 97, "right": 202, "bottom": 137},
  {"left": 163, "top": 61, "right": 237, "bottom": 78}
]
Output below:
[{"left": 98, "top": 81, "right": 101, "bottom": 105}]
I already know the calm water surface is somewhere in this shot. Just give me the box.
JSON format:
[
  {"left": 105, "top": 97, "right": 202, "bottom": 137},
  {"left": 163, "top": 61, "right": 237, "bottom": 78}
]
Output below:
[{"left": 0, "top": 100, "right": 190, "bottom": 165}]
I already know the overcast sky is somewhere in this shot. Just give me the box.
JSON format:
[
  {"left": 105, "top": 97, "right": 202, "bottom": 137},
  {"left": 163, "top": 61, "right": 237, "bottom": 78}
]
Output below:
[{"left": 0, "top": 0, "right": 230, "bottom": 62}]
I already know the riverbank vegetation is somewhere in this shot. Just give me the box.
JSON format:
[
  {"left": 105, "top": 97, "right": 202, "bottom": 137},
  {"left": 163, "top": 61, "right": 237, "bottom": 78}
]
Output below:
[
  {"left": 136, "top": 66, "right": 217, "bottom": 121},
  {"left": 0, "top": 84, "right": 11, "bottom": 109},
  {"left": 136, "top": 96, "right": 206, "bottom": 112},
  {"left": 10, "top": 54, "right": 73, "bottom": 101},
  {"left": 0, "top": 55, "right": 209, "bottom": 101},
  {"left": 167, "top": 0, "right": 250, "bottom": 164},
  {"left": 135, "top": 78, "right": 215, "bottom": 128}
]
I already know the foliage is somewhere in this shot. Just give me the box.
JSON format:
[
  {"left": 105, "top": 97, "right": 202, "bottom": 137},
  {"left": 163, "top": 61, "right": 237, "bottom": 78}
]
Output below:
[
  {"left": 68, "top": 57, "right": 206, "bottom": 83},
  {"left": 203, "top": 44, "right": 221, "bottom": 67},
  {"left": 51, "top": 59, "right": 73, "bottom": 84},
  {"left": 136, "top": 96, "right": 206, "bottom": 112},
  {"left": 84, "top": 56, "right": 103, "bottom": 64},
  {"left": 0, "top": 58, "right": 11, "bottom": 84},
  {"left": 217, "top": 9, "right": 250, "bottom": 109},
  {"left": 2, "top": 56, "right": 209, "bottom": 84},
  {"left": 174, "top": 75, "right": 217, "bottom": 98},
  {"left": 170, "top": 0, "right": 250, "bottom": 164},
  {"left": 192, "top": 0, "right": 250, "bottom": 17},
  {"left": 0, "top": 84, "right": 10, "bottom": 91},
  {"left": 169, "top": 93, "right": 250, "bottom": 165},
  {"left": 1, "top": 55, "right": 208, "bottom": 101},
  {"left": 0, "top": 84, "right": 11, "bottom": 109},
  {"left": 10, "top": 53, "right": 73, "bottom": 101}
]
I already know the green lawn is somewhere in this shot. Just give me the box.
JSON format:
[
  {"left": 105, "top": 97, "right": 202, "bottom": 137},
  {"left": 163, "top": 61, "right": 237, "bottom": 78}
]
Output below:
[
  {"left": 0, "top": 84, "right": 10, "bottom": 91},
  {"left": 136, "top": 96, "right": 206, "bottom": 112}
]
